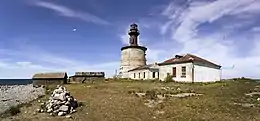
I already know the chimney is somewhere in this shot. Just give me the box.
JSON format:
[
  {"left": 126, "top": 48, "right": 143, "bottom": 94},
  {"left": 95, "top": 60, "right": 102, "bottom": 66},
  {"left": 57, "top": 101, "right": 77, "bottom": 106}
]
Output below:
[{"left": 175, "top": 55, "right": 183, "bottom": 59}]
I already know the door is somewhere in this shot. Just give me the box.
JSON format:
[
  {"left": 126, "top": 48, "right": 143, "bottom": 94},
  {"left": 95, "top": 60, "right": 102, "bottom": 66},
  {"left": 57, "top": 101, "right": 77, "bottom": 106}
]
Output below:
[{"left": 172, "top": 67, "right": 176, "bottom": 77}]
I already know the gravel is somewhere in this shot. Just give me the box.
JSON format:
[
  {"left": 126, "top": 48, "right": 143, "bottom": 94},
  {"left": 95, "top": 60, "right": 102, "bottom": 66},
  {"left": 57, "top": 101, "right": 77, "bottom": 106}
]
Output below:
[{"left": 0, "top": 84, "right": 45, "bottom": 114}]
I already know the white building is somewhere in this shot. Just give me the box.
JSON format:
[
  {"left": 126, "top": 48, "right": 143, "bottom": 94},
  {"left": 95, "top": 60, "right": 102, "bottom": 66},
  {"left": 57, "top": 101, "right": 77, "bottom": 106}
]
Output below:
[
  {"left": 118, "top": 23, "right": 222, "bottom": 82},
  {"left": 158, "top": 54, "right": 221, "bottom": 82},
  {"left": 127, "top": 63, "right": 159, "bottom": 80}
]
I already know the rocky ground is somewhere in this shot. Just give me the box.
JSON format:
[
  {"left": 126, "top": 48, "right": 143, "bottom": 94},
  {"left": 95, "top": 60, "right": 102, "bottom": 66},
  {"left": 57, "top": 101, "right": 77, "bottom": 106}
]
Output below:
[{"left": 0, "top": 84, "right": 45, "bottom": 114}]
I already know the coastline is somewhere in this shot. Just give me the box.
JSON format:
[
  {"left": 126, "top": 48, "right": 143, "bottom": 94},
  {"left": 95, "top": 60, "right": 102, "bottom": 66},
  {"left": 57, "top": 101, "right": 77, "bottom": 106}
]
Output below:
[{"left": 0, "top": 84, "right": 45, "bottom": 115}]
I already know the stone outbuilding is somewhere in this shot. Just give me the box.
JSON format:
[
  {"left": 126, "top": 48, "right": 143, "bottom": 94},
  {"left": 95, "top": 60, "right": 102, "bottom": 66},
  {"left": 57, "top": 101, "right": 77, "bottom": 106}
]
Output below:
[
  {"left": 69, "top": 72, "right": 105, "bottom": 83},
  {"left": 32, "top": 72, "right": 68, "bottom": 86}
]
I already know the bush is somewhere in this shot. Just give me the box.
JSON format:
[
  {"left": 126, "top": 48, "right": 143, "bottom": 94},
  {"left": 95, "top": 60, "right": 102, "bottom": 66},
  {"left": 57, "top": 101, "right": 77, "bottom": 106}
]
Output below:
[
  {"left": 8, "top": 106, "right": 21, "bottom": 116},
  {"left": 164, "top": 74, "right": 174, "bottom": 83},
  {"left": 145, "top": 90, "right": 157, "bottom": 100}
]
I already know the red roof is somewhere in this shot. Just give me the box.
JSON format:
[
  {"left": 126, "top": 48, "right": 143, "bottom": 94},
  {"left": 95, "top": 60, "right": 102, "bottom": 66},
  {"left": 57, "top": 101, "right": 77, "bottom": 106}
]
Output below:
[{"left": 158, "top": 54, "right": 221, "bottom": 68}]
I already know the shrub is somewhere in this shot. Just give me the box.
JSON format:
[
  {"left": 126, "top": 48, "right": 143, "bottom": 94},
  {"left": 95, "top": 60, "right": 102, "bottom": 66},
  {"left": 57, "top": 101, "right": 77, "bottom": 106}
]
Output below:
[
  {"left": 145, "top": 90, "right": 157, "bottom": 100},
  {"left": 8, "top": 106, "right": 21, "bottom": 116},
  {"left": 164, "top": 74, "right": 174, "bottom": 83}
]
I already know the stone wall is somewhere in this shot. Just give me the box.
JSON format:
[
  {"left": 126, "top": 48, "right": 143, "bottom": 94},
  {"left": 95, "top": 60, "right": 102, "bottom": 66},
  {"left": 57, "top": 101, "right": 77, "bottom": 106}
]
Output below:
[
  {"left": 33, "top": 79, "right": 67, "bottom": 86},
  {"left": 70, "top": 76, "right": 104, "bottom": 83},
  {"left": 119, "top": 47, "right": 146, "bottom": 78}
]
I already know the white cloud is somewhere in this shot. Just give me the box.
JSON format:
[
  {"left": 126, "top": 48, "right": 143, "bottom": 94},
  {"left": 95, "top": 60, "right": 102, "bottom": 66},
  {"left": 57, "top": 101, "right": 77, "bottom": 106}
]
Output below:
[
  {"left": 252, "top": 27, "right": 260, "bottom": 33},
  {"left": 30, "top": 0, "right": 109, "bottom": 25},
  {"left": 145, "top": 0, "right": 260, "bottom": 79},
  {"left": 0, "top": 45, "right": 119, "bottom": 78},
  {"left": 231, "top": 1, "right": 260, "bottom": 15},
  {"left": 146, "top": 48, "right": 166, "bottom": 63}
]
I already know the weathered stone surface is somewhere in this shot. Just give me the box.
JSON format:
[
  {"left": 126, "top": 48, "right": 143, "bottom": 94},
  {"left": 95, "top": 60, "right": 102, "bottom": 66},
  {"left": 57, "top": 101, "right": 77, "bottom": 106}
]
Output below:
[
  {"left": 245, "top": 92, "right": 260, "bottom": 97},
  {"left": 166, "top": 93, "right": 203, "bottom": 98},
  {"left": 135, "top": 93, "right": 146, "bottom": 97},
  {"left": 58, "top": 112, "right": 66, "bottom": 116},
  {"left": 38, "top": 85, "right": 79, "bottom": 117},
  {"left": 59, "top": 105, "right": 69, "bottom": 112},
  {"left": 65, "top": 115, "right": 72, "bottom": 118}
]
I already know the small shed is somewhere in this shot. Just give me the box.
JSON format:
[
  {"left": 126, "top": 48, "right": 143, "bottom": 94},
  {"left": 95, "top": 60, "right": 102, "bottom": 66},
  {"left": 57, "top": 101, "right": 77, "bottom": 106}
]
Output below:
[
  {"left": 70, "top": 72, "right": 105, "bottom": 83},
  {"left": 32, "top": 72, "right": 68, "bottom": 86}
]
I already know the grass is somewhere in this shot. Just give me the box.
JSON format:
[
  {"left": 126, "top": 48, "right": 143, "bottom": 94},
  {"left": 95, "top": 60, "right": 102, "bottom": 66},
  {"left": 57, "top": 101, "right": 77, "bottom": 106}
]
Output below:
[{"left": 1, "top": 79, "right": 260, "bottom": 121}]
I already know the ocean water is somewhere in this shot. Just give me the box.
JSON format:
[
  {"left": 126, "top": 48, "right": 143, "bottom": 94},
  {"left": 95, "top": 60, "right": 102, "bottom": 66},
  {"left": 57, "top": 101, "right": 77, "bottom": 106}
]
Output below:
[{"left": 0, "top": 79, "right": 33, "bottom": 85}]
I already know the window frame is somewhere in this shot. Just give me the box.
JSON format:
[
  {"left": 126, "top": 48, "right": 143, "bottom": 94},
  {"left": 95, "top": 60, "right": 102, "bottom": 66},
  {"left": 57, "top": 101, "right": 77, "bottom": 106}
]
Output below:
[{"left": 181, "top": 66, "right": 186, "bottom": 78}]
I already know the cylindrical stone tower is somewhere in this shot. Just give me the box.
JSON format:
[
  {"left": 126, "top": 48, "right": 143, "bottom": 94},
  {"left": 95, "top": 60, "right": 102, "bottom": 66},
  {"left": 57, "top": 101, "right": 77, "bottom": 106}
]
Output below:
[{"left": 119, "top": 23, "right": 147, "bottom": 78}]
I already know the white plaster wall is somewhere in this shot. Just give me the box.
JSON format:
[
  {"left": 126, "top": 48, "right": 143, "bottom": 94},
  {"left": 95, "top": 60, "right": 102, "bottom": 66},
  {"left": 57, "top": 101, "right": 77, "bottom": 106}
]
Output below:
[
  {"left": 159, "top": 63, "right": 193, "bottom": 82},
  {"left": 119, "top": 48, "right": 146, "bottom": 78},
  {"left": 128, "top": 69, "right": 159, "bottom": 80},
  {"left": 194, "top": 64, "right": 221, "bottom": 82}
]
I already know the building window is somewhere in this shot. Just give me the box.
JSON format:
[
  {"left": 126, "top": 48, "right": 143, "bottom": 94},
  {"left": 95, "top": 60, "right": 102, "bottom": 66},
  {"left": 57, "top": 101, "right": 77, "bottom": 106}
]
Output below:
[
  {"left": 181, "top": 66, "right": 186, "bottom": 78},
  {"left": 143, "top": 72, "right": 145, "bottom": 78},
  {"left": 172, "top": 67, "right": 176, "bottom": 77},
  {"left": 152, "top": 72, "right": 156, "bottom": 78},
  {"left": 134, "top": 73, "right": 136, "bottom": 78},
  {"left": 139, "top": 73, "right": 140, "bottom": 78}
]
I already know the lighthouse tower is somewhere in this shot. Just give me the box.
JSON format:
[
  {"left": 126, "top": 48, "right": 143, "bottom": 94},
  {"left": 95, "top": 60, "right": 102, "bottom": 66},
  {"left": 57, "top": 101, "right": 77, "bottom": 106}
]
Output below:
[{"left": 118, "top": 23, "right": 147, "bottom": 78}]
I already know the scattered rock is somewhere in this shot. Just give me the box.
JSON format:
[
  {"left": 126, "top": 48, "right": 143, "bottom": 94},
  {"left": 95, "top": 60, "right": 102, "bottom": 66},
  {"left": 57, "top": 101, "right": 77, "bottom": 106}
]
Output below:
[
  {"left": 234, "top": 103, "right": 255, "bottom": 108},
  {"left": 245, "top": 92, "right": 260, "bottom": 97},
  {"left": 58, "top": 111, "right": 66, "bottom": 116},
  {"left": 177, "top": 87, "right": 181, "bottom": 91},
  {"left": 65, "top": 115, "right": 72, "bottom": 118},
  {"left": 144, "top": 100, "right": 161, "bottom": 108},
  {"left": 155, "top": 110, "right": 165, "bottom": 115},
  {"left": 166, "top": 93, "right": 203, "bottom": 98},
  {"left": 135, "top": 93, "right": 146, "bottom": 98},
  {"left": 157, "top": 95, "right": 166, "bottom": 100}
]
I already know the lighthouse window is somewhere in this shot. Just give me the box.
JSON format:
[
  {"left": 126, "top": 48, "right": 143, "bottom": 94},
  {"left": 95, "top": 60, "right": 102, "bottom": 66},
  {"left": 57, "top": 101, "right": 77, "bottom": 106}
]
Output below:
[
  {"left": 138, "top": 73, "right": 140, "bottom": 78},
  {"left": 143, "top": 72, "right": 145, "bottom": 78},
  {"left": 134, "top": 73, "right": 136, "bottom": 78}
]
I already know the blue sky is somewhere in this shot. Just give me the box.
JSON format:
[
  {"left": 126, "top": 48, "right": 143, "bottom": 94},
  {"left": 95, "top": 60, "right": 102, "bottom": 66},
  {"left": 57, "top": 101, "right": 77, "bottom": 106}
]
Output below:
[{"left": 0, "top": 0, "right": 260, "bottom": 79}]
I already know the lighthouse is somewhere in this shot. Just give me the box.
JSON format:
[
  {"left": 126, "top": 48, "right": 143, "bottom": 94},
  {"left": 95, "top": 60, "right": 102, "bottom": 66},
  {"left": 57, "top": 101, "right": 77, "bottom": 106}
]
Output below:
[{"left": 118, "top": 23, "right": 147, "bottom": 78}]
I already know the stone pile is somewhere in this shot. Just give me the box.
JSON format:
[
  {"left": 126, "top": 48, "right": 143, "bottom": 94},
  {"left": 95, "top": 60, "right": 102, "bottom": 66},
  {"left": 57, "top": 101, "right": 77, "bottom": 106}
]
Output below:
[{"left": 38, "top": 85, "right": 78, "bottom": 116}]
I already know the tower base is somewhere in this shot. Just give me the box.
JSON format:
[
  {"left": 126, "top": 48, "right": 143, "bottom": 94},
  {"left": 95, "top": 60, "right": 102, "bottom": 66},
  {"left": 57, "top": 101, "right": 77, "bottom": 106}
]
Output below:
[{"left": 119, "top": 45, "right": 147, "bottom": 78}]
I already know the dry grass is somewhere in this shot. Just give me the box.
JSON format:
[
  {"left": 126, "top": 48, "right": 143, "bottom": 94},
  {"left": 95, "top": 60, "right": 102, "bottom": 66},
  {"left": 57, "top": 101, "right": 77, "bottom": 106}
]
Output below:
[{"left": 2, "top": 79, "right": 260, "bottom": 121}]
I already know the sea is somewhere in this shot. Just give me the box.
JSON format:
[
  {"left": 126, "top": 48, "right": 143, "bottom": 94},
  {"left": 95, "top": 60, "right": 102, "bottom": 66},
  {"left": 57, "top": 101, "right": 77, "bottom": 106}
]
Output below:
[{"left": 0, "top": 79, "right": 33, "bottom": 85}]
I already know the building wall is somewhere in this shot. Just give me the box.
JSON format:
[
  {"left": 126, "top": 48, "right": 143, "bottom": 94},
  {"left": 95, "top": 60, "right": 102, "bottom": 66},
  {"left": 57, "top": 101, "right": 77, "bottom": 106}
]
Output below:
[
  {"left": 128, "top": 69, "right": 159, "bottom": 80},
  {"left": 33, "top": 79, "right": 66, "bottom": 86},
  {"left": 194, "top": 63, "right": 221, "bottom": 82},
  {"left": 70, "top": 76, "right": 104, "bottom": 83},
  {"left": 159, "top": 63, "right": 193, "bottom": 82},
  {"left": 119, "top": 47, "right": 146, "bottom": 78}
]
